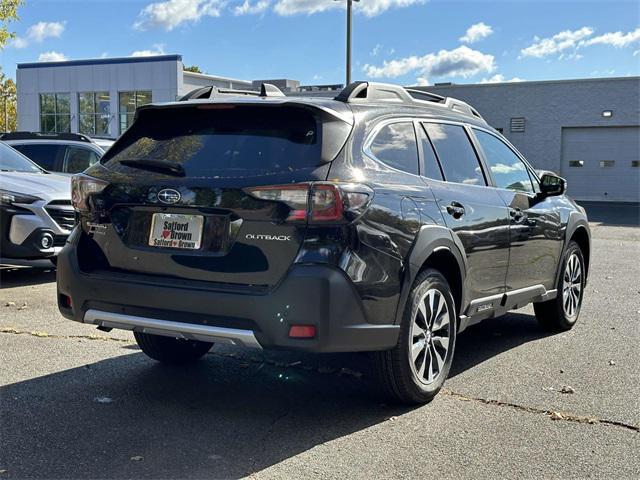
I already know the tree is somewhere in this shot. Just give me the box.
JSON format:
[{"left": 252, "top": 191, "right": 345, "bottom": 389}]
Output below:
[
  {"left": 1, "top": 0, "right": 24, "bottom": 49},
  {"left": 183, "top": 65, "right": 203, "bottom": 74},
  {"left": 1, "top": 0, "right": 24, "bottom": 131},
  {"left": 0, "top": 74, "right": 17, "bottom": 131}
]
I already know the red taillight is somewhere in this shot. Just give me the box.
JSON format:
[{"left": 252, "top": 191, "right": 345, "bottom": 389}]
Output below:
[
  {"left": 310, "top": 184, "right": 344, "bottom": 222},
  {"left": 59, "top": 294, "right": 72, "bottom": 309},
  {"left": 71, "top": 174, "right": 109, "bottom": 212},
  {"left": 246, "top": 182, "right": 373, "bottom": 224},
  {"left": 289, "top": 325, "right": 316, "bottom": 338}
]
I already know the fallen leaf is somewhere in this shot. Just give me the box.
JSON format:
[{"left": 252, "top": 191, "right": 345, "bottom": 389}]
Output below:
[
  {"left": 560, "top": 385, "right": 575, "bottom": 394},
  {"left": 130, "top": 455, "right": 143, "bottom": 462},
  {"left": 4, "top": 302, "right": 15, "bottom": 307},
  {"left": 388, "top": 416, "right": 397, "bottom": 422},
  {"left": 609, "top": 360, "right": 616, "bottom": 366},
  {"left": 17, "top": 303, "right": 28, "bottom": 310},
  {"left": 30, "top": 331, "right": 49, "bottom": 337},
  {"left": 549, "top": 411, "right": 564, "bottom": 420}
]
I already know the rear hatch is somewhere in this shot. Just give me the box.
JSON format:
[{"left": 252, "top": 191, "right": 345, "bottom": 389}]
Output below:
[{"left": 80, "top": 101, "right": 352, "bottom": 288}]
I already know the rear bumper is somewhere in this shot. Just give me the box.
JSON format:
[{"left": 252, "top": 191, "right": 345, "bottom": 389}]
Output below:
[{"left": 56, "top": 239, "right": 399, "bottom": 353}]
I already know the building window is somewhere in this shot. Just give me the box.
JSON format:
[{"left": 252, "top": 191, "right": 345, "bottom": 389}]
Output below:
[
  {"left": 631, "top": 161, "right": 639, "bottom": 168},
  {"left": 39, "top": 93, "right": 71, "bottom": 133},
  {"left": 119, "top": 91, "right": 152, "bottom": 134},
  {"left": 600, "top": 160, "right": 615, "bottom": 168},
  {"left": 79, "top": 92, "right": 111, "bottom": 136},
  {"left": 510, "top": 117, "right": 525, "bottom": 133},
  {"left": 569, "top": 160, "right": 584, "bottom": 167}
]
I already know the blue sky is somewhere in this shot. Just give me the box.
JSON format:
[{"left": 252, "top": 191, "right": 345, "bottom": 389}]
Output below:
[{"left": 2, "top": 0, "right": 639, "bottom": 85}]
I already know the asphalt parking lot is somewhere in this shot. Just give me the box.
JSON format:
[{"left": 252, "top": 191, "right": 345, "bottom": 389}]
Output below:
[{"left": 1, "top": 205, "right": 638, "bottom": 479}]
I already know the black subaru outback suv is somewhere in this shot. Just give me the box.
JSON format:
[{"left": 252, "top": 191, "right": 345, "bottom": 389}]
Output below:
[{"left": 57, "top": 81, "right": 590, "bottom": 404}]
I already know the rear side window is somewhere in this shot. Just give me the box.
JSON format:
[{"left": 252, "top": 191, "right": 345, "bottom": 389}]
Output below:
[
  {"left": 369, "top": 122, "right": 419, "bottom": 175},
  {"left": 11, "top": 144, "right": 64, "bottom": 171},
  {"left": 63, "top": 146, "right": 100, "bottom": 174},
  {"left": 103, "top": 106, "right": 321, "bottom": 178},
  {"left": 422, "top": 123, "right": 486, "bottom": 186},
  {"left": 473, "top": 130, "right": 534, "bottom": 193}
]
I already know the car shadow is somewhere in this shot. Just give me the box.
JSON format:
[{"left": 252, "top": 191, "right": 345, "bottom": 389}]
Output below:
[
  {"left": 0, "top": 261, "right": 56, "bottom": 289},
  {"left": 0, "top": 311, "right": 553, "bottom": 479},
  {"left": 578, "top": 201, "right": 640, "bottom": 227}
]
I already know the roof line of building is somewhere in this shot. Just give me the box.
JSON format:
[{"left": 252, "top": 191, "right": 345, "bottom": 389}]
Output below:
[
  {"left": 17, "top": 54, "right": 183, "bottom": 70},
  {"left": 418, "top": 75, "right": 640, "bottom": 89}
]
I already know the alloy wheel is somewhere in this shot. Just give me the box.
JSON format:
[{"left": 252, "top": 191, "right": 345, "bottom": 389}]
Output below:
[
  {"left": 562, "top": 253, "right": 582, "bottom": 317},
  {"left": 409, "top": 288, "right": 452, "bottom": 385}
]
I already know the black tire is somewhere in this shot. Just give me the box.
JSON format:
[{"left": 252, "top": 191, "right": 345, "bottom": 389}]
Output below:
[
  {"left": 534, "top": 240, "right": 585, "bottom": 331},
  {"left": 134, "top": 332, "right": 213, "bottom": 365},
  {"left": 373, "top": 268, "right": 457, "bottom": 405}
]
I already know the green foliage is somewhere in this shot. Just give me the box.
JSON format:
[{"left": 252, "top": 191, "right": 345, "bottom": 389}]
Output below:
[
  {"left": 183, "top": 65, "right": 203, "bottom": 74},
  {"left": 0, "top": 0, "right": 24, "bottom": 50},
  {"left": 0, "top": 72, "right": 17, "bottom": 131}
]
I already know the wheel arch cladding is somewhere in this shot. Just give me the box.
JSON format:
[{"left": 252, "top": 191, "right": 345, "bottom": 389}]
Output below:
[
  {"left": 396, "top": 226, "right": 466, "bottom": 326},
  {"left": 570, "top": 225, "right": 590, "bottom": 278}
]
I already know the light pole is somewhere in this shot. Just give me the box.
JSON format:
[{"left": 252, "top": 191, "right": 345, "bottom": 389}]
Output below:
[{"left": 335, "top": 0, "right": 359, "bottom": 86}]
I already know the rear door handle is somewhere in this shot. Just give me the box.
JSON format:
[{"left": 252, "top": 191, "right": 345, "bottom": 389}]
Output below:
[{"left": 446, "top": 202, "right": 465, "bottom": 219}]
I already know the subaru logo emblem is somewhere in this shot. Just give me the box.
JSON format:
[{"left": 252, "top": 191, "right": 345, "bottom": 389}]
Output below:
[{"left": 157, "top": 189, "right": 181, "bottom": 204}]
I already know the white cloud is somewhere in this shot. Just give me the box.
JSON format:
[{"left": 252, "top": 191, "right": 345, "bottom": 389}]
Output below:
[
  {"left": 520, "top": 27, "right": 594, "bottom": 58},
  {"left": 234, "top": 0, "right": 270, "bottom": 15},
  {"left": 38, "top": 51, "right": 68, "bottom": 62},
  {"left": 460, "top": 22, "right": 493, "bottom": 44},
  {"left": 273, "top": 0, "right": 424, "bottom": 17},
  {"left": 134, "top": 0, "right": 224, "bottom": 31},
  {"left": 480, "top": 74, "right": 524, "bottom": 84},
  {"left": 580, "top": 27, "right": 640, "bottom": 48},
  {"left": 11, "top": 21, "right": 66, "bottom": 48},
  {"left": 371, "top": 44, "right": 382, "bottom": 56},
  {"left": 364, "top": 45, "right": 495, "bottom": 80},
  {"left": 415, "top": 77, "right": 429, "bottom": 86},
  {"left": 130, "top": 44, "right": 166, "bottom": 57}
]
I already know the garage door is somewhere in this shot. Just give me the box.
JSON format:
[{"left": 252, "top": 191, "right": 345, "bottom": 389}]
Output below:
[{"left": 561, "top": 126, "right": 640, "bottom": 202}]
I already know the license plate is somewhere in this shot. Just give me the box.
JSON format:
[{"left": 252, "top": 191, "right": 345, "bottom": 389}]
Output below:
[{"left": 148, "top": 213, "right": 204, "bottom": 250}]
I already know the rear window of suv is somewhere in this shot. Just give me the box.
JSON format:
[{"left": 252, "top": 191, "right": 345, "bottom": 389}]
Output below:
[{"left": 102, "top": 105, "right": 321, "bottom": 178}]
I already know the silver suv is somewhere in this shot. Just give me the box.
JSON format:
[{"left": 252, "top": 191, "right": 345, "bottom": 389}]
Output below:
[
  {"left": 1, "top": 132, "right": 106, "bottom": 175},
  {"left": 0, "top": 141, "right": 73, "bottom": 263}
]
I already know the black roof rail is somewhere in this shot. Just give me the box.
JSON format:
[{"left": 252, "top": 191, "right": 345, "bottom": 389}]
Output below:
[
  {"left": 335, "top": 81, "right": 413, "bottom": 104},
  {"left": 178, "top": 83, "right": 285, "bottom": 102},
  {"left": 405, "top": 88, "right": 446, "bottom": 104},
  {"left": 0, "top": 131, "right": 93, "bottom": 143},
  {"left": 334, "top": 81, "right": 487, "bottom": 123}
]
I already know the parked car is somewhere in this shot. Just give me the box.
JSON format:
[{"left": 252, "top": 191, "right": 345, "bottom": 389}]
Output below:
[
  {"left": 0, "top": 141, "right": 74, "bottom": 263},
  {"left": 1, "top": 132, "right": 106, "bottom": 175},
  {"left": 56, "top": 82, "right": 591, "bottom": 404},
  {"left": 90, "top": 137, "right": 115, "bottom": 151}
]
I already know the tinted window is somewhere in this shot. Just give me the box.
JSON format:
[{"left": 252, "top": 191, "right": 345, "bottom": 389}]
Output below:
[
  {"left": 63, "top": 146, "right": 100, "bottom": 173},
  {"left": 11, "top": 144, "right": 64, "bottom": 171},
  {"left": 104, "top": 106, "right": 321, "bottom": 177},
  {"left": 423, "top": 123, "right": 486, "bottom": 186},
  {"left": 417, "top": 124, "right": 444, "bottom": 180},
  {"left": 0, "top": 143, "right": 43, "bottom": 173},
  {"left": 474, "top": 130, "right": 534, "bottom": 193},
  {"left": 369, "top": 122, "right": 419, "bottom": 175}
]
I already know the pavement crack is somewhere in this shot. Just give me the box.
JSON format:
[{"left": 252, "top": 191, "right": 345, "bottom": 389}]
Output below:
[
  {"left": 0, "top": 327, "right": 133, "bottom": 344},
  {"left": 440, "top": 389, "right": 639, "bottom": 433}
]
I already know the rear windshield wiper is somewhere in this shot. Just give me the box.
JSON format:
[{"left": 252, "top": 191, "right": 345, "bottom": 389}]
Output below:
[{"left": 119, "top": 159, "right": 185, "bottom": 177}]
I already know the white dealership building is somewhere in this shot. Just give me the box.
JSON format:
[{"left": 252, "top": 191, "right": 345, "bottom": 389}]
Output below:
[{"left": 15, "top": 54, "right": 252, "bottom": 139}]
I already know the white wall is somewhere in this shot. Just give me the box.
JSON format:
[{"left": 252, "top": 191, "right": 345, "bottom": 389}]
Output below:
[{"left": 17, "top": 57, "right": 183, "bottom": 138}]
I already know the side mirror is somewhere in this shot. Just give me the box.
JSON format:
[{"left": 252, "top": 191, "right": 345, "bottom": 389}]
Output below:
[{"left": 540, "top": 172, "right": 566, "bottom": 197}]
